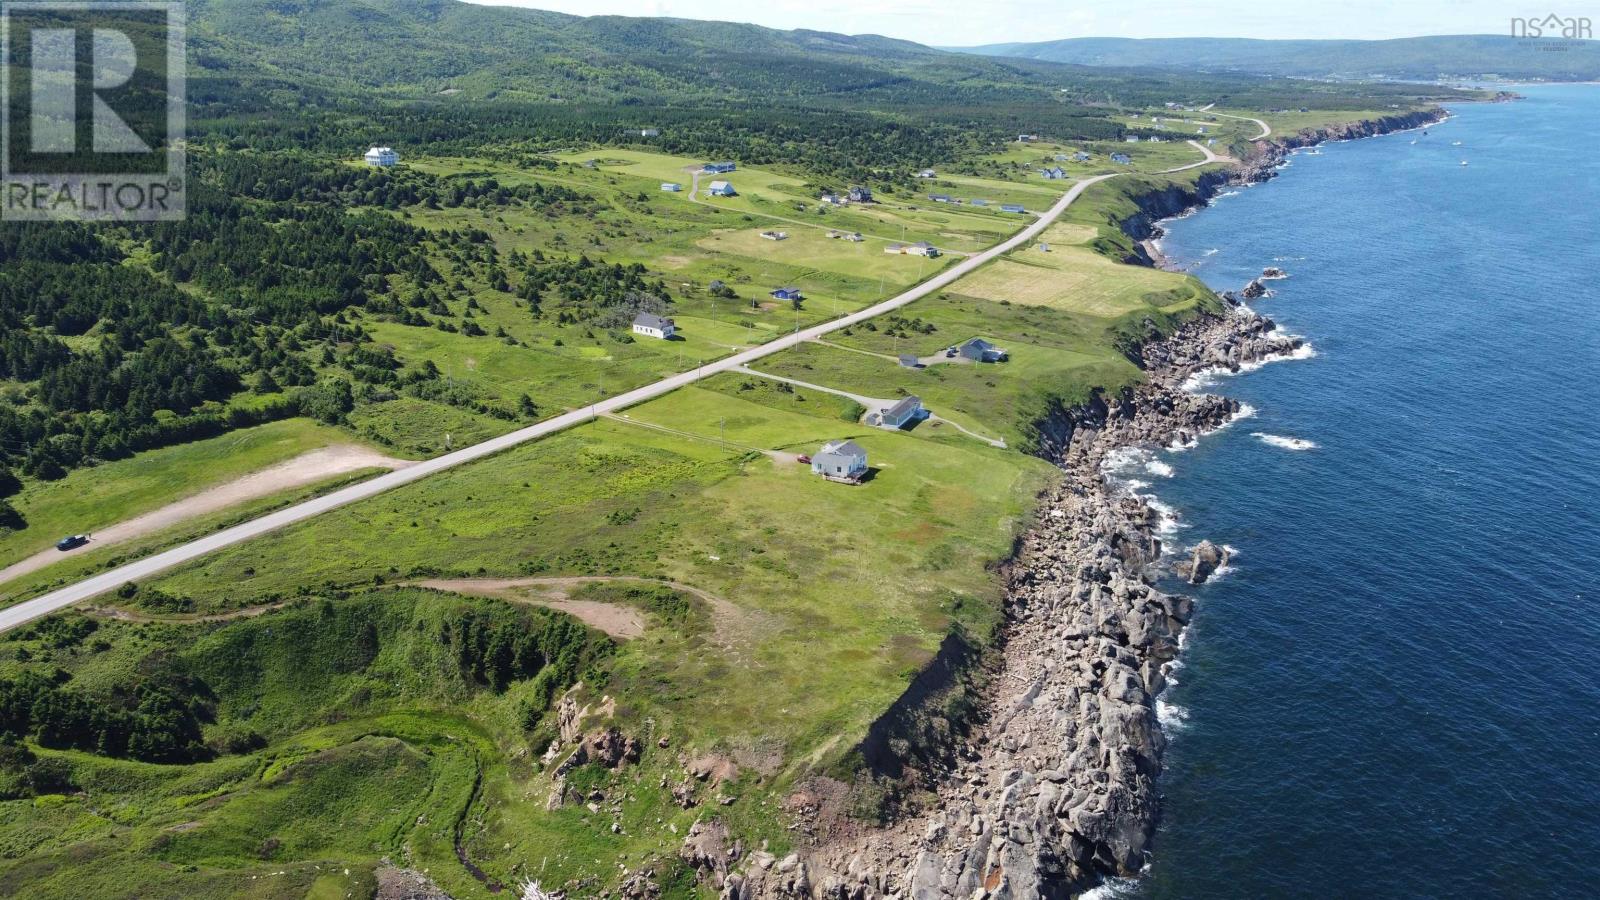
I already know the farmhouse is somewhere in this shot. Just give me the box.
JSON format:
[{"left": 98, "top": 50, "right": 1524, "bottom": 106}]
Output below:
[
  {"left": 1110, "top": 153, "right": 1133, "bottom": 165},
  {"left": 928, "top": 193, "right": 952, "bottom": 203},
  {"left": 820, "top": 193, "right": 841, "bottom": 205},
  {"left": 959, "top": 338, "right": 1007, "bottom": 362},
  {"left": 917, "top": 168, "right": 937, "bottom": 178},
  {"left": 640, "top": 128, "right": 660, "bottom": 137},
  {"left": 661, "top": 182, "right": 683, "bottom": 192},
  {"left": 1073, "top": 151, "right": 1092, "bottom": 161},
  {"left": 1040, "top": 167, "right": 1067, "bottom": 179},
  {"left": 970, "top": 199, "right": 989, "bottom": 207},
  {"left": 631, "top": 313, "right": 676, "bottom": 340},
  {"left": 760, "top": 230, "right": 789, "bottom": 241},
  {"left": 707, "top": 180, "right": 737, "bottom": 196},
  {"left": 848, "top": 186, "right": 873, "bottom": 203},
  {"left": 364, "top": 146, "right": 398, "bottom": 167},
  {"left": 1124, "top": 136, "right": 1141, "bottom": 143},
  {"left": 770, "top": 287, "right": 803, "bottom": 302},
  {"left": 811, "top": 440, "right": 868, "bottom": 483},
  {"left": 1017, "top": 134, "right": 1039, "bottom": 142},
  {"left": 886, "top": 241, "right": 940, "bottom": 258},
  {"left": 878, "top": 396, "right": 926, "bottom": 430},
  {"left": 702, "top": 161, "right": 736, "bottom": 174},
  {"left": 1001, "top": 204, "right": 1026, "bottom": 214}
]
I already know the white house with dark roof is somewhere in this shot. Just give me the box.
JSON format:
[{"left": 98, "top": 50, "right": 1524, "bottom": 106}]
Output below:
[
  {"left": 631, "top": 313, "right": 676, "bottom": 339},
  {"left": 364, "top": 146, "right": 398, "bottom": 167},
  {"left": 812, "top": 440, "right": 868, "bottom": 483}
]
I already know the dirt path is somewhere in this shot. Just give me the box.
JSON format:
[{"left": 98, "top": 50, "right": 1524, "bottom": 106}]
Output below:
[
  {"left": 411, "top": 575, "right": 744, "bottom": 642},
  {"left": 0, "top": 446, "right": 410, "bottom": 589},
  {"left": 84, "top": 600, "right": 291, "bottom": 625},
  {"left": 733, "top": 365, "right": 1006, "bottom": 448}
]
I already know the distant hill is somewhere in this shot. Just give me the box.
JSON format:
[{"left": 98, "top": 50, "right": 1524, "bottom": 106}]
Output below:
[{"left": 950, "top": 35, "right": 1600, "bottom": 82}]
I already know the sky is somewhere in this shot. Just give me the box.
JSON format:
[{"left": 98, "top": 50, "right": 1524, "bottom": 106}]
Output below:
[{"left": 463, "top": 0, "right": 1526, "bottom": 46}]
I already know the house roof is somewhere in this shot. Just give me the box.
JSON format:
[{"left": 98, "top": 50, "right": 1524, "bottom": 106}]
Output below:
[
  {"left": 633, "top": 313, "right": 673, "bottom": 329},
  {"left": 770, "top": 286, "right": 801, "bottom": 296},
  {"left": 819, "top": 440, "right": 867, "bottom": 459},
  {"left": 899, "top": 354, "right": 920, "bottom": 365},
  {"left": 962, "top": 338, "right": 995, "bottom": 351},
  {"left": 882, "top": 396, "right": 923, "bottom": 419},
  {"left": 708, "top": 180, "right": 732, "bottom": 190}
]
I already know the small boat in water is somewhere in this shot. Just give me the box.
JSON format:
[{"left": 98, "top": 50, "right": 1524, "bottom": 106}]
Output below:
[
  {"left": 1460, "top": 160, "right": 1469, "bottom": 166},
  {"left": 1452, "top": 140, "right": 1463, "bottom": 146}
]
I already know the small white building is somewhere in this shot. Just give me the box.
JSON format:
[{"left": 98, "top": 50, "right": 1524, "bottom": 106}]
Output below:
[
  {"left": 916, "top": 168, "right": 937, "bottom": 178},
  {"left": 760, "top": 230, "right": 788, "bottom": 241},
  {"left": 812, "top": 440, "right": 868, "bottom": 483},
  {"left": 707, "top": 180, "right": 736, "bottom": 196},
  {"left": 661, "top": 182, "right": 683, "bottom": 192},
  {"left": 632, "top": 313, "right": 676, "bottom": 339},
  {"left": 640, "top": 128, "right": 660, "bottom": 137},
  {"left": 364, "top": 146, "right": 398, "bottom": 167}
]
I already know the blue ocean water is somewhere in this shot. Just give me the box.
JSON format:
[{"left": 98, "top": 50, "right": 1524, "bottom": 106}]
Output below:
[{"left": 1126, "top": 85, "right": 1600, "bottom": 898}]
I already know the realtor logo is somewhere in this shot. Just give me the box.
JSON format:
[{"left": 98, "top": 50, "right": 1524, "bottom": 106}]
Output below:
[
  {"left": 1511, "top": 13, "right": 1593, "bottom": 39},
  {"left": 1, "top": 1, "right": 185, "bottom": 221}
]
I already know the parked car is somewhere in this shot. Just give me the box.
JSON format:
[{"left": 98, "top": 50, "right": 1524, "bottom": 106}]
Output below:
[
  {"left": 56, "top": 534, "right": 89, "bottom": 551},
  {"left": 796, "top": 455, "right": 811, "bottom": 464}
]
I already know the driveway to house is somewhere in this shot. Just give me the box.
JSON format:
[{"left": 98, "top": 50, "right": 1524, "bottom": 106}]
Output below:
[
  {"left": 1212, "top": 111, "right": 1272, "bottom": 141},
  {"left": 0, "top": 169, "right": 1140, "bottom": 632}
]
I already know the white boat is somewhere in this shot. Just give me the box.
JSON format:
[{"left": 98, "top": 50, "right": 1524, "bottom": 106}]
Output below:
[
  {"left": 1410, "top": 139, "right": 1417, "bottom": 145},
  {"left": 1452, "top": 140, "right": 1462, "bottom": 146},
  {"left": 1460, "top": 160, "right": 1469, "bottom": 166}
]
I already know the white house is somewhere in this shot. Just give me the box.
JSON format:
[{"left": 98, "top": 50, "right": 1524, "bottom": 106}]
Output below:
[
  {"left": 631, "top": 313, "right": 676, "bottom": 339},
  {"left": 707, "top": 180, "right": 736, "bottom": 196},
  {"left": 812, "top": 440, "right": 868, "bottom": 483},
  {"left": 641, "top": 128, "right": 660, "bottom": 137},
  {"left": 364, "top": 146, "right": 398, "bottom": 167},
  {"left": 916, "top": 168, "right": 937, "bottom": 178},
  {"left": 760, "top": 230, "right": 788, "bottom": 241},
  {"left": 878, "top": 396, "right": 926, "bottom": 430},
  {"left": 661, "top": 182, "right": 683, "bottom": 192}
]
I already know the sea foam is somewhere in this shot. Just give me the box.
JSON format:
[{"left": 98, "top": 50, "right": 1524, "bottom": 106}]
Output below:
[{"left": 1252, "top": 432, "right": 1318, "bottom": 451}]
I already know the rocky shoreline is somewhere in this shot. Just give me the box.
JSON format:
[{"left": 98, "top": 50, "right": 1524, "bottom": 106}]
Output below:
[
  {"left": 709, "top": 110, "right": 1448, "bottom": 900},
  {"left": 716, "top": 304, "right": 1301, "bottom": 900}
]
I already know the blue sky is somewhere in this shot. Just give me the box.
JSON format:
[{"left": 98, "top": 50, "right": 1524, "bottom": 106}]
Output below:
[{"left": 464, "top": 0, "right": 1526, "bottom": 46}]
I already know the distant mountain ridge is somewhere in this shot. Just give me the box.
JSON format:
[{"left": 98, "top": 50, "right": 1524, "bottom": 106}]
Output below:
[{"left": 950, "top": 35, "right": 1600, "bottom": 81}]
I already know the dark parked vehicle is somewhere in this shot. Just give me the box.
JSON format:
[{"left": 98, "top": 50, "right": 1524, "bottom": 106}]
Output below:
[{"left": 55, "top": 534, "right": 89, "bottom": 551}]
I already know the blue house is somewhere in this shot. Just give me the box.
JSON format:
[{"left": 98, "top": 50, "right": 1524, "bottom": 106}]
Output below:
[
  {"left": 878, "top": 396, "right": 927, "bottom": 430},
  {"left": 707, "top": 180, "right": 737, "bottom": 196},
  {"left": 770, "top": 287, "right": 803, "bottom": 302},
  {"left": 1001, "top": 204, "right": 1026, "bottom": 214},
  {"left": 1073, "top": 151, "right": 1092, "bottom": 162},
  {"left": 1110, "top": 153, "right": 1133, "bottom": 165},
  {"left": 702, "top": 161, "right": 736, "bottom": 174},
  {"left": 1041, "top": 167, "right": 1067, "bottom": 179}
]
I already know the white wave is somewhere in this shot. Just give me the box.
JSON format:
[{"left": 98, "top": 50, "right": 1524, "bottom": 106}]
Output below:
[
  {"left": 1252, "top": 432, "right": 1317, "bottom": 451},
  {"left": 1081, "top": 877, "right": 1143, "bottom": 900},
  {"left": 1122, "top": 478, "right": 1151, "bottom": 491},
  {"left": 1145, "top": 459, "right": 1175, "bottom": 478},
  {"left": 1156, "top": 698, "right": 1190, "bottom": 731},
  {"left": 1143, "top": 495, "right": 1184, "bottom": 535},
  {"left": 1166, "top": 434, "right": 1198, "bottom": 452},
  {"left": 1100, "top": 446, "right": 1148, "bottom": 476},
  {"left": 1202, "top": 247, "right": 1220, "bottom": 256}
]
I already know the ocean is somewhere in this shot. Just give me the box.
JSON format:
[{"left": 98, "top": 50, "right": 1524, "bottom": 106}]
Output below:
[{"left": 1112, "top": 85, "right": 1600, "bottom": 898}]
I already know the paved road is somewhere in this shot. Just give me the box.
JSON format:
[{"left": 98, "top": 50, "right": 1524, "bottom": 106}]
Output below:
[{"left": 0, "top": 172, "right": 1127, "bottom": 634}]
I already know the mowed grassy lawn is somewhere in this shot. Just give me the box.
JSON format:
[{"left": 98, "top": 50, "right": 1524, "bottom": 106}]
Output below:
[
  {"left": 0, "top": 418, "right": 362, "bottom": 568},
  {"left": 954, "top": 243, "right": 1212, "bottom": 318}
]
